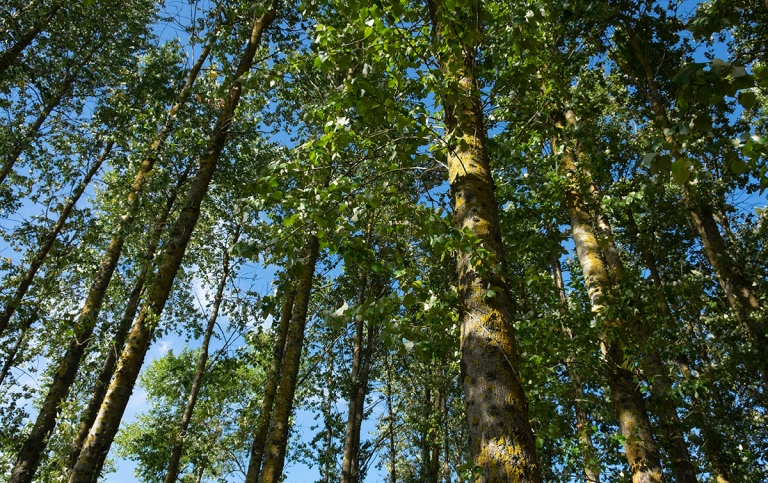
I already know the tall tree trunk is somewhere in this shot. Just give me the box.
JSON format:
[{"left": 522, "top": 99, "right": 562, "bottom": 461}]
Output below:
[
  {"left": 624, "top": 211, "right": 703, "bottom": 483},
  {"left": 0, "top": 0, "right": 64, "bottom": 78},
  {"left": 620, "top": 20, "right": 768, "bottom": 372},
  {"left": 321, "top": 326, "right": 336, "bottom": 483},
  {"left": 594, "top": 204, "right": 697, "bottom": 483},
  {"left": 426, "top": 2, "right": 541, "bottom": 481},
  {"left": 9, "top": 157, "right": 181, "bottom": 483},
  {"left": 164, "top": 228, "right": 239, "bottom": 483},
  {"left": 555, "top": 118, "right": 664, "bottom": 483},
  {"left": 385, "top": 351, "right": 397, "bottom": 483},
  {"left": 341, "top": 259, "right": 379, "bottom": 483},
  {"left": 67, "top": 178, "right": 182, "bottom": 470},
  {"left": 0, "top": 39, "right": 103, "bottom": 186},
  {"left": 244, "top": 288, "right": 296, "bottom": 483},
  {"left": 68, "top": 8, "right": 277, "bottom": 482},
  {"left": 0, "top": 141, "right": 113, "bottom": 339},
  {"left": 428, "top": 388, "right": 441, "bottom": 483},
  {"left": 258, "top": 235, "right": 320, "bottom": 483},
  {"left": 0, "top": 321, "right": 29, "bottom": 388},
  {"left": 551, "top": 255, "right": 601, "bottom": 483}
]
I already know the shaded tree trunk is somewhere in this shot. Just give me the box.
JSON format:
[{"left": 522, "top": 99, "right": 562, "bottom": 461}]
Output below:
[
  {"left": 244, "top": 287, "right": 295, "bottom": 483},
  {"left": 426, "top": 2, "right": 541, "bottom": 481},
  {"left": 258, "top": 235, "right": 320, "bottom": 483},
  {"left": 67, "top": 176, "right": 183, "bottom": 470},
  {"left": 620, "top": 20, "right": 768, "bottom": 377},
  {"left": 555, "top": 117, "right": 663, "bottom": 483},
  {"left": 385, "top": 351, "right": 397, "bottom": 483},
  {"left": 0, "top": 40, "right": 103, "bottom": 186},
  {"left": 68, "top": 7, "right": 277, "bottom": 482},
  {"left": 0, "top": 141, "right": 113, "bottom": 339},
  {"left": 164, "top": 228, "right": 239, "bottom": 483}
]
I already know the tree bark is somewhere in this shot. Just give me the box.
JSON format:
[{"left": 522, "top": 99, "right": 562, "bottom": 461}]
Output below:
[
  {"left": 426, "top": 2, "right": 541, "bottom": 481},
  {"left": 68, "top": 7, "right": 277, "bottom": 482},
  {"left": 244, "top": 288, "right": 295, "bottom": 483},
  {"left": 385, "top": 351, "right": 397, "bottom": 483},
  {"left": 0, "top": 1, "right": 64, "bottom": 78},
  {"left": 556, "top": 122, "right": 663, "bottom": 483},
  {"left": 258, "top": 235, "right": 320, "bottom": 483},
  {"left": 0, "top": 141, "right": 112, "bottom": 340},
  {"left": 5, "top": 142, "right": 113, "bottom": 483},
  {"left": 164, "top": 228, "right": 238, "bottom": 483},
  {"left": 67, "top": 176, "right": 182, "bottom": 470}
]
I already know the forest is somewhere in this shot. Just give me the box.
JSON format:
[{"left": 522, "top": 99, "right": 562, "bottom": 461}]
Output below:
[{"left": 0, "top": 0, "right": 766, "bottom": 482}]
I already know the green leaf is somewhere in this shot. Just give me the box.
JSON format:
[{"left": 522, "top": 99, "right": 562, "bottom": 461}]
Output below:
[
  {"left": 738, "top": 91, "right": 757, "bottom": 110},
  {"left": 730, "top": 158, "right": 748, "bottom": 175}
]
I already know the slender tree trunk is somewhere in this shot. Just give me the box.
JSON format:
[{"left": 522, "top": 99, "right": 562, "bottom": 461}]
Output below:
[
  {"left": 556, "top": 119, "right": 663, "bottom": 483},
  {"left": 625, "top": 211, "right": 705, "bottom": 483},
  {"left": 0, "top": 321, "right": 29, "bottom": 388},
  {"left": 0, "top": 40, "right": 103, "bottom": 186},
  {"left": 244, "top": 288, "right": 296, "bottom": 483},
  {"left": 66, "top": 177, "right": 182, "bottom": 470},
  {"left": 341, "top": 271, "right": 372, "bottom": 483},
  {"left": 0, "top": 141, "right": 113, "bottom": 339},
  {"left": 621, "top": 20, "right": 768, "bottom": 369},
  {"left": 258, "top": 235, "right": 320, "bottom": 483},
  {"left": 6, "top": 142, "right": 114, "bottom": 483},
  {"left": 385, "top": 351, "right": 397, "bottom": 483},
  {"left": 0, "top": 1, "right": 64, "bottom": 78},
  {"left": 321, "top": 327, "right": 336, "bottom": 483},
  {"left": 164, "top": 229, "right": 238, "bottom": 483},
  {"left": 68, "top": 8, "right": 277, "bottom": 482},
  {"left": 551, "top": 255, "right": 601, "bottom": 483},
  {"left": 426, "top": 2, "right": 541, "bottom": 481},
  {"left": 428, "top": 388, "right": 441, "bottom": 483}
]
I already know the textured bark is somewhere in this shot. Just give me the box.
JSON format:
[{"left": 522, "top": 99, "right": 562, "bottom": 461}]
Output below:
[
  {"left": 428, "top": 388, "right": 442, "bottom": 483},
  {"left": 67, "top": 178, "right": 181, "bottom": 470},
  {"left": 258, "top": 235, "right": 320, "bottom": 483},
  {"left": 0, "top": 141, "right": 112, "bottom": 340},
  {"left": 0, "top": 1, "right": 64, "bottom": 77},
  {"left": 551, "top": 256, "right": 600, "bottom": 483},
  {"left": 426, "top": 2, "right": 541, "bottom": 481},
  {"left": 557, "top": 125, "right": 663, "bottom": 483},
  {"left": 244, "top": 288, "right": 295, "bottom": 483},
  {"left": 6, "top": 142, "right": 114, "bottom": 483},
  {"left": 164, "top": 229, "right": 238, "bottom": 483},
  {"left": 341, "top": 263, "right": 379, "bottom": 483},
  {"left": 68, "top": 8, "right": 277, "bottom": 482}
]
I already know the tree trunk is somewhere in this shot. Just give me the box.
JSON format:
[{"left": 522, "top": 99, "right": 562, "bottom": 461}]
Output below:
[
  {"left": 244, "top": 288, "right": 296, "bottom": 483},
  {"left": 341, "top": 269, "right": 373, "bottom": 483},
  {"left": 164, "top": 229, "right": 238, "bottom": 483},
  {"left": 556, "top": 122, "right": 663, "bottom": 483},
  {"left": 624, "top": 210, "right": 699, "bottom": 483},
  {"left": 620, "top": 20, "right": 768, "bottom": 374},
  {"left": 67, "top": 178, "right": 182, "bottom": 470},
  {"left": 0, "top": 40, "right": 103, "bottom": 186},
  {"left": 68, "top": 7, "right": 277, "bottom": 482},
  {"left": 258, "top": 235, "right": 320, "bottom": 483},
  {"left": 385, "top": 351, "right": 397, "bottom": 483},
  {"left": 551, "top": 255, "right": 601, "bottom": 483},
  {"left": 426, "top": 2, "right": 541, "bottom": 481},
  {"left": 0, "top": 321, "right": 29, "bottom": 388},
  {"left": 0, "top": 1, "right": 64, "bottom": 78},
  {"left": 5, "top": 142, "right": 113, "bottom": 483},
  {"left": 0, "top": 141, "right": 113, "bottom": 339},
  {"left": 428, "top": 388, "right": 441, "bottom": 483}
]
